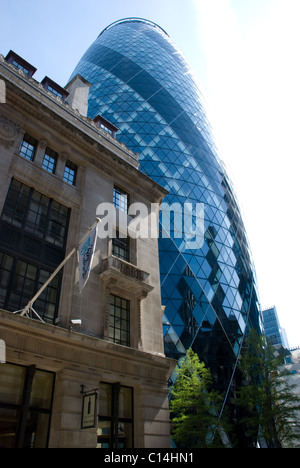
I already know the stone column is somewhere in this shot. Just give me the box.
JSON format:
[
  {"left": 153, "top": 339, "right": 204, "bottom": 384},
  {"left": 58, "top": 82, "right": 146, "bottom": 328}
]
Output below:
[{"left": 33, "top": 138, "right": 47, "bottom": 166}]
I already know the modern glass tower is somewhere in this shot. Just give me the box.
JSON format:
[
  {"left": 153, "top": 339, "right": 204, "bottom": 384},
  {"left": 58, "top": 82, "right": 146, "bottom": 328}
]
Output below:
[
  {"left": 70, "top": 17, "right": 261, "bottom": 425},
  {"left": 262, "top": 306, "right": 289, "bottom": 348}
]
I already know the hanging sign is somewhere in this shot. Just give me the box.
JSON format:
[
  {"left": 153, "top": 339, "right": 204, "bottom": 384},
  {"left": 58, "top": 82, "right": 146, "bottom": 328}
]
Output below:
[{"left": 81, "top": 392, "right": 97, "bottom": 429}]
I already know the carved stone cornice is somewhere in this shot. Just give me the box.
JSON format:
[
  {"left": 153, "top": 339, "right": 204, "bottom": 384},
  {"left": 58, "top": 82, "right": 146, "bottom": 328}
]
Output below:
[
  {"left": 4, "top": 78, "right": 139, "bottom": 169},
  {"left": 0, "top": 309, "right": 175, "bottom": 384},
  {"left": 6, "top": 91, "right": 164, "bottom": 201},
  {"left": 0, "top": 59, "right": 167, "bottom": 204},
  {"left": 0, "top": 115, "right": 21, "bottom": 146}
]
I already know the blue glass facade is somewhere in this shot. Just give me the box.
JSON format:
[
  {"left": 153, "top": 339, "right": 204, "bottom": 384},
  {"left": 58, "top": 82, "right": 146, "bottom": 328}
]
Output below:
[
  {"left": 262, "top": 306, "right": 285, "bottom": 347},
  {"left": 70, "top": 18, "right": 260, "bottom": 401}
]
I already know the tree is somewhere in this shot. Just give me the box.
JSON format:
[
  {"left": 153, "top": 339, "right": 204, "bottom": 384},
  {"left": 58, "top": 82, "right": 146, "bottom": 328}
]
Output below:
[
  {"left": 169, "top": 348, "right": 228, "bottom": 448},
  {"left": 237, "top": 329, "right": 300, "bottom": 448}
]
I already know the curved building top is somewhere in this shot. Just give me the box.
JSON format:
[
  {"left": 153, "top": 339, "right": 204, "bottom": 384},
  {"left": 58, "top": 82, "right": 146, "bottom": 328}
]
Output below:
[
  {"left": 99, "top": 17, "right": 170, "bottom": 37},
  {"left": 71, "top": 18, "right": 261, "bottom": 402}
]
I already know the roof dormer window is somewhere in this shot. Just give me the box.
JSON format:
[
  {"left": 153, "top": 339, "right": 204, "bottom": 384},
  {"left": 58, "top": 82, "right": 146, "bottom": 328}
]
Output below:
[
  {"left": 5, "top": 50, "right": 37, "bottom": 78},
  {"left": 94, "top": 115, "right": 118, "bottom": 138},
  {"left": 41, "top": 77, "right": 69, "bottom": 102}
]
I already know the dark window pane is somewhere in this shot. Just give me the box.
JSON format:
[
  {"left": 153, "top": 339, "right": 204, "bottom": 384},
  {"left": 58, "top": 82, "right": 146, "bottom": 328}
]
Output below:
[
  {"left": 98, "top": 383, "right": 112, "bottom": 417},
  {"left": 25, "top": 191, "right": 49, "bottom": 238},
  {"left": 0, "top": 180, "right": 69, "bottom": 321},
  {"left": 1, "top": 179, "right": 30, "bottom": 228},
  {"left": 1, "top": 179, "right": 69, "bottom": 248},
  {"left": 0, "top": 364, "right": 54, "bottom": 448},
  {"left": 46, "top": 201, "right": 69, "bottom": 248},
  {"left": 109, "top": 294, "right": 130, "bottom": 346},
  {"left": 112, "top": 231, "right": 130, "bottom": 262},
  {"left": 97, "top": 383, "right": 133, "bottom": 449},
  {"left": 35, "top": 270, "right": 60, "bottom": 323}
]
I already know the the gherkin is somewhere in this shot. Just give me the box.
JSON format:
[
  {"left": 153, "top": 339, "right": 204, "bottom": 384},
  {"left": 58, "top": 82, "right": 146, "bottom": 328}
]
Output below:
[{"left": 70, "top": 18, "right": 261, "bottom": 441}]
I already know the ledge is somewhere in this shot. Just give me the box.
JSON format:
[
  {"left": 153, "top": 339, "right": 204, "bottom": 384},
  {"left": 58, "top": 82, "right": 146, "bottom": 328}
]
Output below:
[
  {"left": 0, "top": 309, "right": 175, "bottom": 376},
  {"left": 99, "top": 255, "right": 153, "bottom": 298}
]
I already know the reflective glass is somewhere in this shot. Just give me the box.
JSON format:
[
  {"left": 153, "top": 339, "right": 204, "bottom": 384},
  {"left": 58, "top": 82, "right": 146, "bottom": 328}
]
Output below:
[
  {"left": 0, "top": 363, "right": 26, "bottom": 406},
  {"left": 0, "top": 408, "right": 19, "bottom": 448},
  {"left": 19, "top": 134, "right": 37, "bottom": 161},
  {"left": 63, "top": 160, "right": 77, "bottom": 186},
  {"left": 98, "top": 383, "right": 112, "bottom": 417},
  {"left": 70, "top": 18, "right": 261, "bottom": 418},
  {"left": 42, "top": 148, "right": 57, "bottom": 174},
  {"left": 30, "top": 369, "right": 55, "bottom": 410},
  {"left": 0, "top": 364, "right": 54, "bottom": 448}
]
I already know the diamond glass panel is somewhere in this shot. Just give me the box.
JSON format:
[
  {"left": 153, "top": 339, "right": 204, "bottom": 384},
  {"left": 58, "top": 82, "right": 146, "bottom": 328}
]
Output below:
[{"left": 70, "top": 18, "right": 261, "bottom": 416}]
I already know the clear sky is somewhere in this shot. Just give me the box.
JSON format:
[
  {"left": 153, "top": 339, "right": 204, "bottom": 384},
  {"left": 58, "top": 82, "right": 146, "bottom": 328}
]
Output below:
[{"left": 1, "top": 0, "right": 299, "bottom": 347}]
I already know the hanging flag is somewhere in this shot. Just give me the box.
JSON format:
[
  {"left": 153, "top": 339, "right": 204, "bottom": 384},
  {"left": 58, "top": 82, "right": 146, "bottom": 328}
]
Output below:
[{"left": 78, "top": 224, "right": 98, "bottom": 293}]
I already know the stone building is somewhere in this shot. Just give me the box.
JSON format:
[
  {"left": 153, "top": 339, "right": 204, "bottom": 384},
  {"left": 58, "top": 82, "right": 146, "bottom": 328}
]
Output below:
[{"left": 0, "top": 50, "right": 175, "bottom": 448}]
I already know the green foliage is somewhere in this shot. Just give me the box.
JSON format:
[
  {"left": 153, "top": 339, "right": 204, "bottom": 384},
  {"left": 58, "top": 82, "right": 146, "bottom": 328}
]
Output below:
[
  {"left": 169, "top": 348, "right": 228, "bottom": 448},
  {"left": 237, "top": 329, "right": 300, "bottom": 448}
]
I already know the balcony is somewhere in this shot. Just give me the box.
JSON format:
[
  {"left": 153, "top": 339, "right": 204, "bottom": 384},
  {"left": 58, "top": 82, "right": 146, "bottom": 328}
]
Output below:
[{"left": 99, "top": 256, "right": 153, "bottom": 298}]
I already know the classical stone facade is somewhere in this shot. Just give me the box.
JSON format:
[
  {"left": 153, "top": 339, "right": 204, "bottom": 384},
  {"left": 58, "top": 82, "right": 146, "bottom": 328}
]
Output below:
[{"left": 0, "top": 51, "right": 175, "bottom": 448}]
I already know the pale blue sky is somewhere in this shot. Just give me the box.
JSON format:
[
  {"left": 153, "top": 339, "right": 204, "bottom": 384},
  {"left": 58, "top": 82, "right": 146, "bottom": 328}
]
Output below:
[{"left": 1, "top": 0, "right": 299, "bottom": 347}]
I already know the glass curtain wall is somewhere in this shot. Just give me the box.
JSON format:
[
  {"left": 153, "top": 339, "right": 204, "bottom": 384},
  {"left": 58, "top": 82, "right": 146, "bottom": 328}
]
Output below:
[{"left": 70, "top": 19, "right": 261, "bottom": 442}]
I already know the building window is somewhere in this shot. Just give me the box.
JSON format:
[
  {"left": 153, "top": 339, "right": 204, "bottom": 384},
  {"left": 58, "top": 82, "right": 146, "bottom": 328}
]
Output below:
[
  {"left": 0, "top": 363, "right": 54, "bottom": 448},
  {"left": 93, "top": 115, "right": 118, "bottom": 138},
  {"left": 41, "top": 76, "right": 69, "bottom": 102},
  {"left": 0, "top": 179, "right": 70, "bottom": 322},
  {"left": 109, "top": 294, "right": 130, "bottom": 347},
  {"left": 0, "top": 252, "right": 13, "bottom": 307},
  {"left": 46, "top": 200, "right": 70, "bottom": 248},
  {"left": 5, "top": 50, "right": 37, "bottom": 78},
  {"left": 0, "top": 253, "right": 61, "bottom": 323},
  {"left": 46, "top": 85, "right": 64, "bottom": 100},
  {"left": 42, "top": 147, "right": 57, "bottom": 174},
  {"left": 97, "top": 382, "right": 133, "bottom": 448},
  {"left": 1, "top": 179, "right": 70, "bottom": 248},
  {"left": 63, "top": 160, "right": 77, "bottom": 186},
  {"left": 112, "top": 231, "right": 130, "bottom": 262},
  {"left": 19, "top": 133, "right": 37, "bottom": 161},
  {"left": 113, "top": 186, "right": 129, "bottom": 214},
  {"left": 12, "top": 60, "right": 30, "bottom": 76}
]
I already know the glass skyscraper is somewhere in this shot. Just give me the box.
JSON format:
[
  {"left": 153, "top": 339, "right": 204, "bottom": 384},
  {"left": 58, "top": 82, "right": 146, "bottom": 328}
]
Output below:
[
  {"left": 262, "top": 306, "right": 289, "bottom": 348},
  {"left": 70, "top": 17, "right": 261, "bottom": 426}
]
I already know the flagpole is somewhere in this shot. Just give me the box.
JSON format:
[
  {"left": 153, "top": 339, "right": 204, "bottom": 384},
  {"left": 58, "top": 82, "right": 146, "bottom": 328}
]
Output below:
[{"left": 17, "top": 218, "right": 100, "bottom": 319}]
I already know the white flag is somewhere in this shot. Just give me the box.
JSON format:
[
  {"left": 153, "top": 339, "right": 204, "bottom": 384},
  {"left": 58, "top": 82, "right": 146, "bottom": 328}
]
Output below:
[{"left": 78, "top": 224, "right": 98, "bottom": 293}]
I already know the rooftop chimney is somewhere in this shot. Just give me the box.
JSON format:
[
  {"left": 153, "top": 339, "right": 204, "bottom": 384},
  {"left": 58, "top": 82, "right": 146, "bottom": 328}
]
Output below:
[{"left": 65, "top": 74, "right": 91, "bottom": 117}]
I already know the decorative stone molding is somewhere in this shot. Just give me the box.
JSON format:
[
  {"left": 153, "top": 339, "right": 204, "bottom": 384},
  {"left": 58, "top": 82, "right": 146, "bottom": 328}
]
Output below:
[
  {"left": 100, "top": 256, "right": 153, "bottom": 298},
  {"left": 60, "top": 152, "right": 68, "bottom": 162},
  {"left": 0, "top": 309, "right": 175, "bottom": 385},
  {"left": 0, "top": 117, "right": 17, "bottom": 145},
  {"left": 38, "top": 139, "right": 48, "bottom": 149}
]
